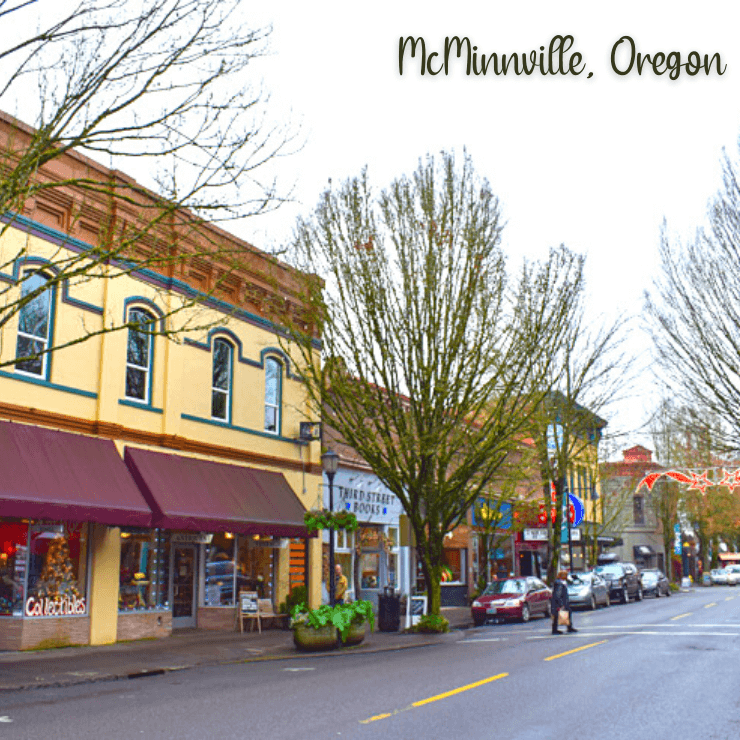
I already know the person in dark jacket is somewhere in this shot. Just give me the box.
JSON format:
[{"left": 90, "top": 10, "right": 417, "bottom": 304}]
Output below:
[{"left": 551, "top": 570, "right": 578, "bottom": 635}]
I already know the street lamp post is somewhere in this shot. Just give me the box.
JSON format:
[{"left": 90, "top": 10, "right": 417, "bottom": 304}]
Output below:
[{"left": 322, "top": 449, "right": 339, "bottom": 606}]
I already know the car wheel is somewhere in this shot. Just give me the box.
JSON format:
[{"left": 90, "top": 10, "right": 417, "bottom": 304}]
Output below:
[
  {"left": 655, "top": 588, "right": 660, "bottom": 598},
  {"left": 666, "top": 587, "right": 671, "bottom": 597},
  {"left": 521, "top": 604, "right": 530, "bottom": 623},
  {"left": 622, "top": 588, "right": 629, "bottom": 604},
  {"left": 590, "top": 595, "right": 597, "bottom": 611}
]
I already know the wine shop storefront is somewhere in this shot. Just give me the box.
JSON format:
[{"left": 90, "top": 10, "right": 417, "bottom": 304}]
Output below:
[{"left": 0, "top": 422, "right": 310, "bottom": 651}]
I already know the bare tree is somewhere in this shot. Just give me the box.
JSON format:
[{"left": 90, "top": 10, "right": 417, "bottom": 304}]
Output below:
[
  {"left": 646, "top": 142, "right": 740, "bottom": 451},
  {"left": 282, "top": 152, "right": 583, "bottom": 616},
  {"left": 0, "top": 0, "right": 297, "bottom": 368},
  {"left": 527, "top": 275, "right": 633, "bottom": 582}
]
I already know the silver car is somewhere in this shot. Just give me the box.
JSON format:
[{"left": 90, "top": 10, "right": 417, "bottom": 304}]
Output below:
[
  {"left": 710, "top": 568, "right": 728, "bottom": 585},
  {"left": 566, "top": 572, "right": 610, "bottom": 610},
  {"left": 724, "top": 565, "right": 740, "bottom": 585}
]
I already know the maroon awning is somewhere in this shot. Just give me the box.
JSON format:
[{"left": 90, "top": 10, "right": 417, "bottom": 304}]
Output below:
[
  {"left": 0, "top": 421, "right": 153, "bottom": 526},
  {"left": 123, "top": 447, "right": 309, "bottom": 537}
]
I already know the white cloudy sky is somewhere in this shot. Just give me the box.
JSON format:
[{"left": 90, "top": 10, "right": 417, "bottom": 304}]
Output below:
[
  {"left": 6, "top": 0, "right": 740, "bottom": 454},
  {"left": 243, "top": 0, "right": 740, "bottom": 452}
]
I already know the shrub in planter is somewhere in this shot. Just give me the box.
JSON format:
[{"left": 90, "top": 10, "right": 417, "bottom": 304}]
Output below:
[
  {"left": 291, "top": 600, "right": 375, "bottom": 646},
  {"left": 409, "top": 613, "right": 450, "bottom": 634}
]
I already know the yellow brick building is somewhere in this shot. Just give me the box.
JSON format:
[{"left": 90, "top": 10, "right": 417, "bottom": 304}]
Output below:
[{"left": 0, "top": 112, "right": 322, "bottom": 650}]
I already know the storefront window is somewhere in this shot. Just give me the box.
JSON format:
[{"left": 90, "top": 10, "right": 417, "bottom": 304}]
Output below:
[
  {"left": 26, "top": 523, "right": 88, "bottom": 616},
  {"left": 237, "top": 536, "right": 274, "bottom": 600},
  {"left": 0, "top": 520, "right": 28, "bottom": 616},
  {"left": 359, "top": 552, "right": 379, "bottom": 589},
  {"left": 441, "top": 548, "right": 465, "bottom": 583},
  {"left": 119, "top": 530, "right": 169, "bottom": 611},
  {"left": 204, "top": 533, "right": 237, "bottom": 606}
]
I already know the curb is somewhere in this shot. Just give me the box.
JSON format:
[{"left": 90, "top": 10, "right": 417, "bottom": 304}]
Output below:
[{"left": 0, "top": 628, "right": 470, "bottom": 694}]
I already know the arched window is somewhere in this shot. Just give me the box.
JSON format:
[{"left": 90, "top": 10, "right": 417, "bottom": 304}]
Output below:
[
  {"left": 125, "top": 307, "right": 155, "bottom": 402},
  {"left": 211, "top": 338, "right": 233, "bottom": 422},
  {"left": 264, "top": 357, "right": 282, "bottom": 434},
  {"left": 15, "top": 271, "right": 53, "bottom": 377}
]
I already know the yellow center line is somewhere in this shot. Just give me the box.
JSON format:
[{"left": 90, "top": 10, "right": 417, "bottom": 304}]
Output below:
[
  {"left": 704, "top": 602, "right": 717, "bottom": 609},
  {"left": 412, "top": 673, "right": 509, "bottom": 707},
  {"left": 360, "top": 672, "right": 509, "bottom": 723},
  {"left": 671, "top": 612, "right": 692, "bottom": 621},
  {"left": 544, "top": 640, "right": 608, "bottom": 661}
]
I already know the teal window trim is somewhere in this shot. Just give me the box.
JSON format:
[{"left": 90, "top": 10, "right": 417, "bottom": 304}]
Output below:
[
  {"left": 0, "top": 369, "right": 97, "bottom": 398},
  {"left": 181, "top": 413, "right": 295, "bottom": 443},
  {"left": 264, "top": 356, "right": 282, "bottom": 436},
  {"left": 211, "top": 337, "right": 234, "bottom": 424},
  {"left": 118, "top": 398, "right": 163, "bottom": 414},
  {"left": 124, "top": 305, "right": 157, "bottom": 405},
  {"left": 14, "top": 263, "right": 57, "bottom": 382}
]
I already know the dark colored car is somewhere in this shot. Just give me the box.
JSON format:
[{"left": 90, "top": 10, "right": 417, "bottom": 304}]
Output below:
[
  {"left": 640, "top": 569, "right": 671, "bottom": 597},
  {"left": 471, "top": 576, "right": 552, "bottom": 625},
  {"left": 594, "top": 562, "right": 642, "bottom": 603},
  {"left": 567, "top": 572, "right": 610, "bottom": 610}
]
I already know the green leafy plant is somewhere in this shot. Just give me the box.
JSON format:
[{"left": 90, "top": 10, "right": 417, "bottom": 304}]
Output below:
[
  {"left": 409, "top": 613, "right": 450, "bottom": 634},
  {"left": 279, "top": 585, "right": 308, "bottom": 618},
  {"left": 291, "top": 600, "right": 375, "bottom": 641},
  {"left": 304, "top": 509, "right": 359, "bottom": 533}
]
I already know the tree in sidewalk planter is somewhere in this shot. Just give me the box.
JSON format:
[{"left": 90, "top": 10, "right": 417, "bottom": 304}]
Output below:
[
  {"left": 0, "top": 0, "right": 297, "bottom": 369},
  {"left": 282, "top": 151, "right": 584, "bottom": 617}
]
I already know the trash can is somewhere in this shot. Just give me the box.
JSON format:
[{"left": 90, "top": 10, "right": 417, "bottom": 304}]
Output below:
[{"left": 378, "top": 586, "right": 401, "bottom": 632}]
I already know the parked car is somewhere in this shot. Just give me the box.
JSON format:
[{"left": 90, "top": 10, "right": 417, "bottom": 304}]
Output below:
[
  {"left": 593, "top": 562, "right": 643, "bottom": 603},
  {"left": 566, "top": 572, "right": 610, "bottom": 610},
  {"left": 710, "top": 568, "right": 728, "bottom": 585},
  {"left": 724, "top": 565, "right": 740, "bottom": 586},
  {"left": 471, "top": 576, "right": 552, "bottom": 625},
  {"left": 640, "top": 569, "right": 671, "bottom": 597}
]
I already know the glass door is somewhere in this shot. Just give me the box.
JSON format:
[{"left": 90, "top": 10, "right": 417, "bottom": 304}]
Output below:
[{"left": 171, "top": 545, "right": 197, "bottom": 628}]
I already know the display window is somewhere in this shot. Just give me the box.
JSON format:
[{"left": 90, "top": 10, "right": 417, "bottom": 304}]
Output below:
[
  {"left": 204, "top": 533, "right": 237, "bottom": 606},
  {"left": 26, "top": 522, "right": 88, "bottom": 616},
  {"left": 237, "top": 536, "right": 275, "bottom": 600},
  {"left": 119, "top": 530, "right": 169, "bottom": 611},
  {"left": 0, "top": 520, "right": 28, "bottom": 616},
  {"left": 441, "top": 547, "right": 466, "bottom": 583}
]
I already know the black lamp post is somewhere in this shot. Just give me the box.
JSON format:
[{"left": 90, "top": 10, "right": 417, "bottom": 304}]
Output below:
[{"left": 322, "top": 449, "right": 339, "bottom": 606}]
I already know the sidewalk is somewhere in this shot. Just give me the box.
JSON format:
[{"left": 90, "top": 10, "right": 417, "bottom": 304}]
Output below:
[{"left": 0, "top": 607, "right": 474, "bottom": 693}]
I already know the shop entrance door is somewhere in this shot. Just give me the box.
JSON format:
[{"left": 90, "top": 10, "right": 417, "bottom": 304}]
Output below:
[{"left": 172, "top": 545, "right": 197, "bottom": 628}]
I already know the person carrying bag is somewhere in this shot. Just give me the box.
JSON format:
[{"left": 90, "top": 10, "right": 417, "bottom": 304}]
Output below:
[{"left": 551, "top": 570, "right": 578, "bottom": 635}]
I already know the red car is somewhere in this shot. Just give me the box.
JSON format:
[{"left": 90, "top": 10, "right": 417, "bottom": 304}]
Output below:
[{"left": 471, "top": 576, "right": 552, "bottom": 625}]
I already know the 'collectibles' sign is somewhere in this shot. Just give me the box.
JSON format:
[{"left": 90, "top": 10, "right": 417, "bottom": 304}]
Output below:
[
  {"left": 325, "top": 470, "right": 404, "bottom": 524},
  {"left": 25, "top": 595, "right": 86, "bottom": 617}
]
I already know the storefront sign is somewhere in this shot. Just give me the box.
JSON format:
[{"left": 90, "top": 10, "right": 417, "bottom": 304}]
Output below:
[
  {"left": 524, "top": 528, "right": 548, "bottom": 541},
  {"left": 25, "top": 595, "right": 86, "bottom": 617},
  {"left": 172, "top": 533, "right": 213, "bottom": 544},
  {"left": 327, "top": 470, "right": 403, "bottom": 524},
  {"left": 471, "top": 499, "right": 512, "bottom": 528},
  {"left": 409, "top": 595, "right": 427, "bottom": 625}
]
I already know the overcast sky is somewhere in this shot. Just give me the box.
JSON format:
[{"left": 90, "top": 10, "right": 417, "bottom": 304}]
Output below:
[
  {"left": 241, "top": 0, "right": 740, "bottom": 455},
  {"left": 6, "top": 1, "right": 740, "bottom": 457}
]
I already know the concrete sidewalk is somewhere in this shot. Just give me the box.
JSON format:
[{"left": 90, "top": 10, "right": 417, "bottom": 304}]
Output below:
[{"left": 0, "top": 607, "right": 474, "bottom": 693}]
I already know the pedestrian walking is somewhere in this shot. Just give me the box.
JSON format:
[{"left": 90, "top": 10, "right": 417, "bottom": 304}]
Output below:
[
  {"left": 334, "top": 563, "right": 348, "bottom": 605},
  {"left": 551, "top": 570, "right": 578, "bottom": 635}
]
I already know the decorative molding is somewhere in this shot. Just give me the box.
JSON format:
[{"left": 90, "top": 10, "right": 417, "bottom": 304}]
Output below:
[
  {"left": 0, "top": 401, "right": 320, "bottom": 475},
  {"left": 118, "top": 399, "right": 164, "bottom": 414},
  {"left": 180, "top": 412, "right": 295, "bottom": 444},
  {"left": 0, "top": 369, "right": 97, "bottom": 399}
]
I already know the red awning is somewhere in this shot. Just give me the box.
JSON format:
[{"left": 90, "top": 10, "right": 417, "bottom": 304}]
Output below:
[
  {"left": 0, "top": 421, "right": 153, "bottom": 527},
  {"left": 123, "top": 447, "right": 309, "bottom": 537}
]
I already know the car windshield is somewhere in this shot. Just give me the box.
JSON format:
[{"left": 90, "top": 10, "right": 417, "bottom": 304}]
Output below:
[
  {"left": 641, "top": 572, "right": 657, "bottom": 583},
  {"left": 567, "top": 574, "right": 588, "bottom": 584},
  {"left": 595, "top": 565, "right": 622, "bottom": 576},
  {"left": 483, "top": 579, "right": 525, "bottom": 595}
]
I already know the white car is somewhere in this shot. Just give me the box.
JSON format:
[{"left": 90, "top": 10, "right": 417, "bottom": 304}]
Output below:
[
  {"left": 724, "top": 565, "right": 740, "bottom": 586},
  {"left": 710, "top": 568, "right": 728, "bottom": 585}
]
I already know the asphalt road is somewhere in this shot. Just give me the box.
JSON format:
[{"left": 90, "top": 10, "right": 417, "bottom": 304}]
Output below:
[{"left": 2, "top": 587, "right": 740, "bottom": 739}]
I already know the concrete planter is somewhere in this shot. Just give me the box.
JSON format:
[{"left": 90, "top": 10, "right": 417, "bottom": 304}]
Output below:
[
  {"left": 340, "top": 621, "right": 367, "bottom": 646},
  {"left": 292, "top": 623, "right": 339, "bottom": 652}
]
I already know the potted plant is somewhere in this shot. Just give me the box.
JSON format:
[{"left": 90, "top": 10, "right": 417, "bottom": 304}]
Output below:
[
  {"left": 291, "top": 600, "right": 375, "bottom": 651},
  {"left": 303, "top": 509, "right": 359, "bottom": 533}
]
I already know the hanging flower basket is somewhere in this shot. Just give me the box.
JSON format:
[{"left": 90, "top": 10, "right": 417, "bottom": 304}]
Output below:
[{"left": 304, "top": 509, "right": 359, "bottom": 533}]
